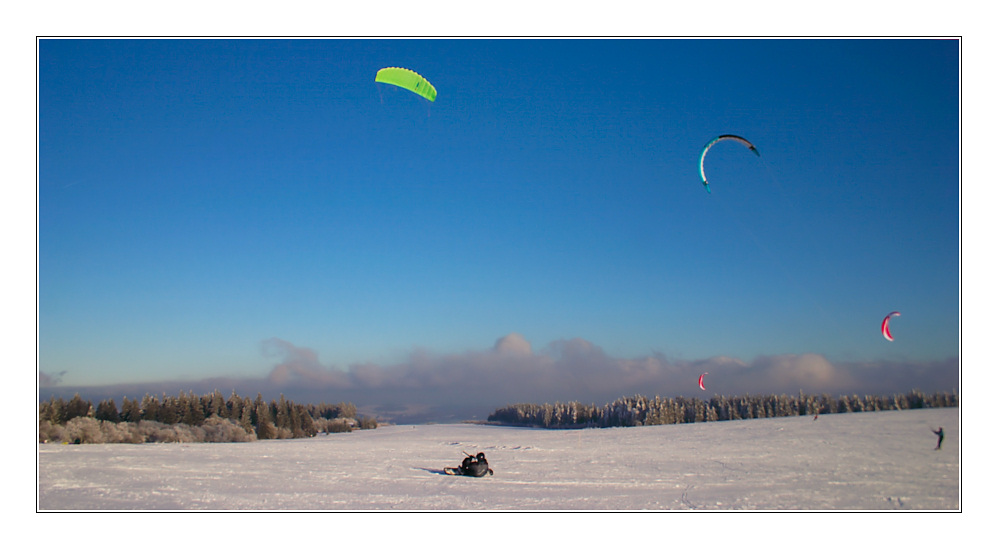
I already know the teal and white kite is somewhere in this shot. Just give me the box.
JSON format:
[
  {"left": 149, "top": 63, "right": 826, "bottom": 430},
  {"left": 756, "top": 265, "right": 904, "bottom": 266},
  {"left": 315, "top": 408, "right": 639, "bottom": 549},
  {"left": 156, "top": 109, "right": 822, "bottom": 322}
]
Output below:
[{"left": 698, "top": 134, "right": 759, "bottom": 193}]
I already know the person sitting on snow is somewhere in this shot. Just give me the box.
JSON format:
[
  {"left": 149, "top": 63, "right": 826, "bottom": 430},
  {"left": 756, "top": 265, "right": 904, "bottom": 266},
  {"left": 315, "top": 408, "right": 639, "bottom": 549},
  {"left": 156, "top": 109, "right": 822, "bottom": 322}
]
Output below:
[
  {"left": 447, "top": 452, "right": 493, "bottom": 477},
  {"left": 464, "top": 452, "right": 493, "bottom": 477}
]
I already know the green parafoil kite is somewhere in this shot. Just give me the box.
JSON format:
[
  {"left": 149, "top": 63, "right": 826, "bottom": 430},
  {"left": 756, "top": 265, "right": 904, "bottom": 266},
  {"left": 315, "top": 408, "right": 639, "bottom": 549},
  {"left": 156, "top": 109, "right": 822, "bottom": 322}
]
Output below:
[
  {"left": 375, "top": 67, "right": 437, "bottom": 102},
  {"left": 698, "top": 134, "right": 759, "bottom": 194}
]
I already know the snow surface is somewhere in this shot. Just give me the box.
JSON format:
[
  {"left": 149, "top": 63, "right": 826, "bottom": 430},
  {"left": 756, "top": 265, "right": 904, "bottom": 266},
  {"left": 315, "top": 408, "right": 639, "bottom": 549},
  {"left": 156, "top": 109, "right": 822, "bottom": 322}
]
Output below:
[{"left": 38, "top": 407, "right": 959, "bottom": 511}]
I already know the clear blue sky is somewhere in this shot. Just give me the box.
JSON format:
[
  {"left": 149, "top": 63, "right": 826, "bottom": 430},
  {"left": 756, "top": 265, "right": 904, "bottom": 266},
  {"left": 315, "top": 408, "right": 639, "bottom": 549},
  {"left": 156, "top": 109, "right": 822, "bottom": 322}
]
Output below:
[{"left": 38, "top": 38, "right": 959, "bottom": 420}]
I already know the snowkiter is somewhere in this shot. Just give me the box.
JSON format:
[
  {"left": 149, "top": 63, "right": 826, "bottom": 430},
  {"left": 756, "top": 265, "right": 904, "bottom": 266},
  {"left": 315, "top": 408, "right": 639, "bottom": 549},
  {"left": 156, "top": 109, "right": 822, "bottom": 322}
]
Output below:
[
  {"left": 445, "top": 452, "right": 493, "bottom": 477},
  {"left": 932, "top": 427, "right": 944, "bottom": 450}
]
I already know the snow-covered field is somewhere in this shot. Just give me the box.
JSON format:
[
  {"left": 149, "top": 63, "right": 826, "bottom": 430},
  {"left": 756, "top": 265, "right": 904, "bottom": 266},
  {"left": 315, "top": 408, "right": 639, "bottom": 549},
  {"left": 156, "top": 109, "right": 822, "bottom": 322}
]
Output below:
[{"left": 38, "top": 407, "right": 958, "bottom": 511}]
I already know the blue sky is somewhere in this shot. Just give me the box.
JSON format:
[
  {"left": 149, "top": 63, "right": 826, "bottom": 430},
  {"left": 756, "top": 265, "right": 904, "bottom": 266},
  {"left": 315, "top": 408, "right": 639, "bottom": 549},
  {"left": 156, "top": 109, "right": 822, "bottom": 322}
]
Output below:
[{"left": 38, "top": 38, "right": 959, "bottom": 421}]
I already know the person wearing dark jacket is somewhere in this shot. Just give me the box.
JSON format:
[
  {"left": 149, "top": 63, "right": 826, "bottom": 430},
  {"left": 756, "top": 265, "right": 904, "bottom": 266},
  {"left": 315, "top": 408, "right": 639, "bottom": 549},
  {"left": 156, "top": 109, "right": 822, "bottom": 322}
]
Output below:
[
  {"left": 463, "top": 452, "right": 492, "bottom": 477},
  {"left": 932, "top": 427, "right": 944, "bottom": 450},
  {"left": 446, "top": 452, "right": 493, "bottom": 477}
]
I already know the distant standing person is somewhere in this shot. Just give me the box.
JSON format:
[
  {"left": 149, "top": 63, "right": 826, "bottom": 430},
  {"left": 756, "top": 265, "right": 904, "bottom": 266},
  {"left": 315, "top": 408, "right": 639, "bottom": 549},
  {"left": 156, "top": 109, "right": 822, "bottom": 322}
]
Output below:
[{"left": 931, "top": 427, "right": 944, "bottom": 450}]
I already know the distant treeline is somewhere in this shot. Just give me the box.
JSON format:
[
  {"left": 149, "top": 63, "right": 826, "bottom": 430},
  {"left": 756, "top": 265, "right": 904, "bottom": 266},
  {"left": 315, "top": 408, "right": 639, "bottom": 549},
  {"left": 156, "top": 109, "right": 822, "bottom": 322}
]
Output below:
[
  {"left": 38, "top": 391, "right": 378, "bottom": 444},
  {"left": 487, "top": 389, "right": 958, "bottom": 429}
]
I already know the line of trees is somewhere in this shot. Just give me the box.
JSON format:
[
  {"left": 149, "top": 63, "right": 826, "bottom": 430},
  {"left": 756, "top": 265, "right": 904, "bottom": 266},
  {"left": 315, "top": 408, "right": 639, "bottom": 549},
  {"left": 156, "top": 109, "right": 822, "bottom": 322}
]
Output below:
[
  {"left": 487, "top": 389, "right": 959, "bottom": 429},
  {"left": 38, "top": 390, "right": 378, "bottom": 444}
]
